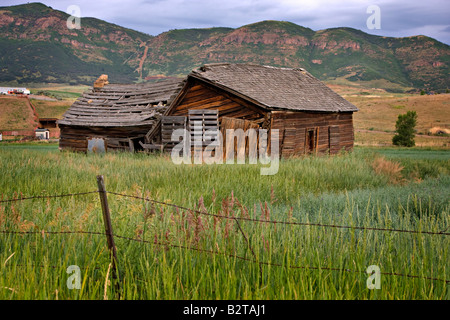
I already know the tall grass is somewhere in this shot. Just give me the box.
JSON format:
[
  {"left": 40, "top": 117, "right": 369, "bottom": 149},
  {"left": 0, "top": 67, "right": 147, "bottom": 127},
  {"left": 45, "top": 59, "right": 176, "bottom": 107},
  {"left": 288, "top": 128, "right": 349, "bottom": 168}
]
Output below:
[
  {"left": 0, "top": 144, "right": 448, "bottom": 299},
  {"left": 0, "top": 145, "right": 408, "bottom": 204}
]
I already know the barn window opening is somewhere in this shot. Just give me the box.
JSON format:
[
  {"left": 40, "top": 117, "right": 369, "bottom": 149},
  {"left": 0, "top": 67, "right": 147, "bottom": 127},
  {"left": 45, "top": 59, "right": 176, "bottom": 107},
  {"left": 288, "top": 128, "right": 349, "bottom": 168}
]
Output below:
[{"left": 117, "top": 137, "right": 145, "bottom": 152}]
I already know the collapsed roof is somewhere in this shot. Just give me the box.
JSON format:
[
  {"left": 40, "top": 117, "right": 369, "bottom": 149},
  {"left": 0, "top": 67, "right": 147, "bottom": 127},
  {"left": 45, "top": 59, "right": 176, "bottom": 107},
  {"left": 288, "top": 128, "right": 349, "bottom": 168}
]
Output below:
[{"left": 57, "top": 78, "right": 185, "bottom": 127}]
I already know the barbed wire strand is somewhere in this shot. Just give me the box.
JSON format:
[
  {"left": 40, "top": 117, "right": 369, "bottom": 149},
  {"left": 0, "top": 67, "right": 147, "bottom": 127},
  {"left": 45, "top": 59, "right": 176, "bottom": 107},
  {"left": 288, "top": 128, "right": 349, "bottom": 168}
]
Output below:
[
  {"left": 1, "top": 190, "right": 448, "bottom": 236},
  {"left": 0, "top": 230, "right": 106, "bottom": 236},
  {"left": 2, "top": 229, "right": 448, "bottom": 284},
  {"left": 1, "top": 191, "right": 449, "bottom": 285},
  {"left": 107, "top": 191, "right": 450, "bottom": 236},
  {"left": 0, "top": 191, "right": 99, "bottom": 204},
  {"left": 113, "top": 234, "right": 450, "bottom": 285}
]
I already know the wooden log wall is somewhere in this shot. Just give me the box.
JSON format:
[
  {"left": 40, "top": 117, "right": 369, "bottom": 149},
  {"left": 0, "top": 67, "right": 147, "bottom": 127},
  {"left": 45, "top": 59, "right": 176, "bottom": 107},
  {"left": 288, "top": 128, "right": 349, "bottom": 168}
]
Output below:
[
  {"left": 59, "top": 125, "right": 151, "bottom": 152},
  {"left": 271, "top": 111, "right": 354, "bottom": 157},
  {"left": 169, "top": 80, "right": 266, "bottom": 122}
]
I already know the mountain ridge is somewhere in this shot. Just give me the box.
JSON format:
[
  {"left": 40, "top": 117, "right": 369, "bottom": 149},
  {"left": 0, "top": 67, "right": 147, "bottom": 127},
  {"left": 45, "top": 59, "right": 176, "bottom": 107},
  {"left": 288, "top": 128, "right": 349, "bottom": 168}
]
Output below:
[{"left": 0, "top": 3, "right": 448, "bottom": 92}]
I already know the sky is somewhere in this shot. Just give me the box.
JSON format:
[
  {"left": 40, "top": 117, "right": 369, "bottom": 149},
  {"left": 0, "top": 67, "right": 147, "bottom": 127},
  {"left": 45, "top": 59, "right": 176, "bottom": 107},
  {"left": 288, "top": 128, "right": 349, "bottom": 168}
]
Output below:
[{"left": 2, "top": 0, "right": 450, "bottom": 44}]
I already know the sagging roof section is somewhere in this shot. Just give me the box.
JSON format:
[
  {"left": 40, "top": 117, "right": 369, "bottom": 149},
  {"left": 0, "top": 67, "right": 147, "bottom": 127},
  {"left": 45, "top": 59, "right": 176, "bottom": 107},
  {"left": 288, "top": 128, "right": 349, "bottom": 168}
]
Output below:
[
  {"left": 189, "top": 63, "right": 358, "bottom": 113},
  {"left": 57, "top": 78, "right": 185, "bottom": 127}
]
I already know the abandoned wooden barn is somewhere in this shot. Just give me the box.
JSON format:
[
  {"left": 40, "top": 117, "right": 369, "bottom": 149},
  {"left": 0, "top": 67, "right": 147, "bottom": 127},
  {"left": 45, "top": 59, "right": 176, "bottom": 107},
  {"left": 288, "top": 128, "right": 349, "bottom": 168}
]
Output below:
[
  {"left": 144, "top": 63, "right": 358, "bottom": 157},
  {"left": 57, "top": 76, "right": 185, "bottom": 152}
]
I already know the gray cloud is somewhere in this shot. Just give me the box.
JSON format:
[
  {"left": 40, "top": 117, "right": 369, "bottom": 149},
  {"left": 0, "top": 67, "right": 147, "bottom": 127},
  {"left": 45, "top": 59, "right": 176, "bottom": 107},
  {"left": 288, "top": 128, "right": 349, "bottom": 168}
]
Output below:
[{"left": 1, "top": 0, "right": 449, "bottom": 44}]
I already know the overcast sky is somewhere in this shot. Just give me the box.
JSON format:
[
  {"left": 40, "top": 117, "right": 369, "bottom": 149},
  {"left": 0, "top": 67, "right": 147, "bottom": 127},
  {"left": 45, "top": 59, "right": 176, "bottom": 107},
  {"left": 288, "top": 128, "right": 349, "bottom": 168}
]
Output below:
[{"left": 3, "top": 0, "right": 450, "bottom": 44}]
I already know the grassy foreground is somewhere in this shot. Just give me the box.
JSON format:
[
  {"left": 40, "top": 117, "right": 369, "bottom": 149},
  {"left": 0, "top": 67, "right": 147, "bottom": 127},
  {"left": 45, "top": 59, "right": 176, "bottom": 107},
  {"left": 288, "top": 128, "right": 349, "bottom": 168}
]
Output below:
[{"left": 0, "top": 144, "right": 449, "bottom": 299}]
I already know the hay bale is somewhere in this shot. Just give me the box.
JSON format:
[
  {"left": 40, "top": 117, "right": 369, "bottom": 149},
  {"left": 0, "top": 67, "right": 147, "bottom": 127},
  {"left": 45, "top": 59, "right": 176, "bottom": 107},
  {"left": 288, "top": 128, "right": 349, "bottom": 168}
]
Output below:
[{"left": 428, "top": 127, "right": 450, "bottom": 135}]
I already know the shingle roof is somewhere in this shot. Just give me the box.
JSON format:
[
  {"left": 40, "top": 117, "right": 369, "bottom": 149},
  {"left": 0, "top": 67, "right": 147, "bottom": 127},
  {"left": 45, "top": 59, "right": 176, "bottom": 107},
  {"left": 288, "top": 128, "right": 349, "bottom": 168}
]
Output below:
[
  {"left": 57, "top": 78, "right": 185, "bottom": 127},
  {"left": 189, "top": 63, "right": 358, "bottom": 112}
]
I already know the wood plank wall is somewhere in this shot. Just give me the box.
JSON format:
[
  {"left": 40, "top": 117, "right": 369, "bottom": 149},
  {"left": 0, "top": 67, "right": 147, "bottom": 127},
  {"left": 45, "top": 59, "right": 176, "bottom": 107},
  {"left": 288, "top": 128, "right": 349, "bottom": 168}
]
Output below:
[
  {"left": 221, "top": 117, "right": 260, "bottom": 160},
  {"left": 160, "top": 116, "right": 187, "bottom": 152},
  {"left": 271, "top": 111, "right": 354, "bottom": 156},
  {"left": 59, "top": 125, "right": 151, "bottom": 152},
  {"left": 170, "top": 80, "right": 265, "bottom": 121}
]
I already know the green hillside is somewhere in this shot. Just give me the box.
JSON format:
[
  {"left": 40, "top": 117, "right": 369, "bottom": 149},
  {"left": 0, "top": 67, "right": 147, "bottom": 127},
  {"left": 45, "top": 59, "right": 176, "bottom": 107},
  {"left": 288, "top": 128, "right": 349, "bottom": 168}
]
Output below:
[
  {"left": 143, "top": 21, "right": 449, "bottom": 91},
  {"left": 0, "top": 2, "right": 152, "bottom": 84},
  {"left": 0, "top": 3, "right": 448, "bottom": 91}
]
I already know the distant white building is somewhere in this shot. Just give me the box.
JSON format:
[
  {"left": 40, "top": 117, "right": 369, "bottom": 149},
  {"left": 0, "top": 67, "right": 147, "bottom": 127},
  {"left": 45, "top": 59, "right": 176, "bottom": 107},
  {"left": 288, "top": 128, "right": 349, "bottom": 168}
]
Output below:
[
  {"left": 0, "top": 87, "right": 30, "bottom": 95},
  {"left": 35, "top": 128, "right": 49, "bottom": 140}
]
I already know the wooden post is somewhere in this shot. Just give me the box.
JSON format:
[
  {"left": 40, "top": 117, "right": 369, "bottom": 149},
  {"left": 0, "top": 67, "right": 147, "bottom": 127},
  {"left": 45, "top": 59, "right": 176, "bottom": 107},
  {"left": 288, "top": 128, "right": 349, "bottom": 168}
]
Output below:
[{"left": 96, "top": 175, "right": 121, "bottom": 298}]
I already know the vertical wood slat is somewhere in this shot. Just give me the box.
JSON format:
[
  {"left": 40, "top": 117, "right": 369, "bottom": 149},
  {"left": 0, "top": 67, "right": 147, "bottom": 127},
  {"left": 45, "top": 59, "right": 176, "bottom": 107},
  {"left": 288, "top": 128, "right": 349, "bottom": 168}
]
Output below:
[
  {"left": 188, "top": 109, "right": 219, "bottom": 147},
  {"left": 220, "top": 116, "right": 259, "bottom": 160},
  {"left": 329, "top": 125, "right": 340, "bottom": 154},
  {"left": 315, "top": 127, "right": 320, "bottom": 155},
  {"left": 128, "top": 138, "right": 134, "bottom": 152},
  {"left": 303, "top": 128, "right": 307, "bottom": 154},
  {"left": 294, "top": 128, "right": 306, "bottom": 155},
  {"left": 281, "top": 128, "right": 297, "bottom": 157}
]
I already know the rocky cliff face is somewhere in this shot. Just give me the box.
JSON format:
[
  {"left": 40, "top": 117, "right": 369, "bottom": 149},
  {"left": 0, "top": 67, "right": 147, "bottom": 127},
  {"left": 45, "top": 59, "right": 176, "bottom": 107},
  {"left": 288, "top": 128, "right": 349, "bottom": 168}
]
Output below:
[
  {"left": 0, "top": 3, "right": 448, "bottom": 91},
  {"left": 142, "top": 22, "right": 449, "bottom": 91}
]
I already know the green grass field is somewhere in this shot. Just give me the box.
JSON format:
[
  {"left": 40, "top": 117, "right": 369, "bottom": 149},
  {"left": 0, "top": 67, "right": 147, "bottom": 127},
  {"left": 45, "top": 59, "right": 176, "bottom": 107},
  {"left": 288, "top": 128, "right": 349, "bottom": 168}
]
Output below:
[{"left": 0, "top": 143, "right": 448, "bottom": 300}]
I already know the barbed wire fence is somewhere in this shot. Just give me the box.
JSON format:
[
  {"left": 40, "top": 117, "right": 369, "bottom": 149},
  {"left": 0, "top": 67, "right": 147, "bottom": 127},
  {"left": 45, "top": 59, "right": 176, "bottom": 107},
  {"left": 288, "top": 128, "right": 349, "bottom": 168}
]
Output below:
[{"left": 1, "top": 175, "right": 449, "bottom": 299}]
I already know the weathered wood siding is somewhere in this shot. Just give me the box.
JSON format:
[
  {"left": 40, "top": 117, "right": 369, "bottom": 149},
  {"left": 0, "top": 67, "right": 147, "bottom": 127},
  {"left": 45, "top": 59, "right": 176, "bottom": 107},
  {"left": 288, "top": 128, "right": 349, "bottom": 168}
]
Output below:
[
  {"left": 271, "top": 111, "right": 354, "bottom": 156},
  {"left": 169, "top": 80, "right": 265, "bottom": 122},
  {"left": 59, "top": 125, "right": 151, "bottom": 152},
  {"left": 221, "top": 117, "right": 260, "bottom": 160},
  {"left": 160, "top": 116, "right": 187, "bottom": 152}
]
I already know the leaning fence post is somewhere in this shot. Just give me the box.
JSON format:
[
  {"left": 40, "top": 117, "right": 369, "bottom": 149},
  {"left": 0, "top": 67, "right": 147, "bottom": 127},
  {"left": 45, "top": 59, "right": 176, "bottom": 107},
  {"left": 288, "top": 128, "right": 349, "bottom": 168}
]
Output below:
[{"left": 96, "top": 175, "right": 121, "bottom": 298}]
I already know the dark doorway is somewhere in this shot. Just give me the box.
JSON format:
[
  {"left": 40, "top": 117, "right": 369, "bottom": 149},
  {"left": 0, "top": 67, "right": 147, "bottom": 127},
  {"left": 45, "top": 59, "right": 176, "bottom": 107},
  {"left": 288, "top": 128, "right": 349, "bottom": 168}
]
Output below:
[{"left": 307, "top": 129, "right": 315, "bottom": 153}]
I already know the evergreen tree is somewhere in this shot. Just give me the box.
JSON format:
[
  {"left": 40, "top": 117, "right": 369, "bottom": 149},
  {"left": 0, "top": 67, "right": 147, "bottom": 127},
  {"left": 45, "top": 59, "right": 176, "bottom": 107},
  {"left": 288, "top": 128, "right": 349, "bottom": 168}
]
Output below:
[{"left": 392, "top": 111, "right": 418, "bottom": 147}]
